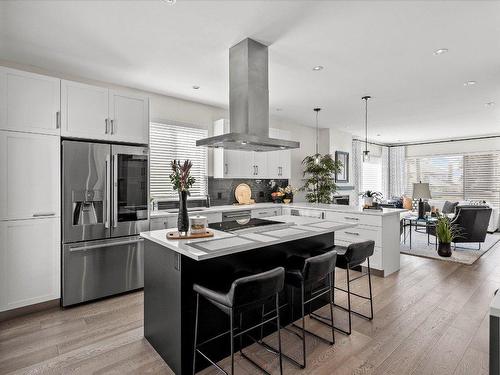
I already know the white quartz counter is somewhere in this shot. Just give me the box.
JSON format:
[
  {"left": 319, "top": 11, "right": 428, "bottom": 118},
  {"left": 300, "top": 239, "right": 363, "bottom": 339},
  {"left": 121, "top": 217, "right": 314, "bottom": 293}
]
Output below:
[
  {"left": 140, "top": 215, "right": 356, "bottom": 261},
  {"left": 150, "top": 202, "right": 407, "bottom": 218}
]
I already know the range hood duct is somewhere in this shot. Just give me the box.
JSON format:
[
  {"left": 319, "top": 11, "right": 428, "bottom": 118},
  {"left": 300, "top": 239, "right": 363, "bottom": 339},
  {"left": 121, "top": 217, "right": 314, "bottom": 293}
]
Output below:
[{"left": 196, "top": 38, "right": 300, "bottom": 152}]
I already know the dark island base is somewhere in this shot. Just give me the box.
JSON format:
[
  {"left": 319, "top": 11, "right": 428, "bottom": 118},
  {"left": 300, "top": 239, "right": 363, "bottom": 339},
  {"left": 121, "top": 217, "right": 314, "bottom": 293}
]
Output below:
[{"left": 144, "top": 233, "right": 335, "bottom": 375}]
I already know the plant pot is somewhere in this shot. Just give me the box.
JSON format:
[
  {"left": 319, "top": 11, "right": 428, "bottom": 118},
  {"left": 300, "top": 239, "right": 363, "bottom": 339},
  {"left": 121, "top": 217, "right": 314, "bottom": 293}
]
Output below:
[
  {"left": 283, "top": 198, "right": 291, "bottom": 204},
  {"left": 177, "top": 190, "right": 189, "bottom": 235},
  {"left": 438, "top": 242, "right": 452, "bottom": 257},
  {"left": 364, "top": 197, "right": 374, "bottom": 206}
]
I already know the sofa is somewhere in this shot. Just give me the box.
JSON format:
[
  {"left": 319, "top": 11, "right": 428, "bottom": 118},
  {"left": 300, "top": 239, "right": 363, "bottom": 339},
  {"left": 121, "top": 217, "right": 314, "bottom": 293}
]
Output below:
[{"left": 427, "top": 206, "right": 492, "bottom": 249}]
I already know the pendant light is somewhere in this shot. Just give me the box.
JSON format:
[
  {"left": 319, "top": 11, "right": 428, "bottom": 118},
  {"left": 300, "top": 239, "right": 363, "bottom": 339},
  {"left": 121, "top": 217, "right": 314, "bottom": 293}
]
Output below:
[
  {"left": 314, "top": 107, "right": 321, "bottom": 164},
  {"left": 362, "top": 95, "right": 371, "bottom": 162}
]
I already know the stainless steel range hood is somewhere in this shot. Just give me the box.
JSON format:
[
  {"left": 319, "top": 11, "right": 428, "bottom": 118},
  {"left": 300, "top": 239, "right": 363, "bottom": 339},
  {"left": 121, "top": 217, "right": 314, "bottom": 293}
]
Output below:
[{"left": 196, "top": 38, "right": 300, "bottom": 152}]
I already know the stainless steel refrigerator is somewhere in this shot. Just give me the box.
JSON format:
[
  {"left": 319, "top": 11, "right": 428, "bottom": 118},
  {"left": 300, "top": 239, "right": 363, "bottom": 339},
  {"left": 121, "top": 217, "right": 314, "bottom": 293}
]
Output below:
[{"left": 62, "top": 140, "right": 149, "bottom": 307}]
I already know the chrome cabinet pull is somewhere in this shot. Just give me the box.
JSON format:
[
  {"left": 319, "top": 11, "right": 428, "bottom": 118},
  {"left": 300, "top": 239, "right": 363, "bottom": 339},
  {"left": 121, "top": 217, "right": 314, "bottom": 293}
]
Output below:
[
  {"left": 256, "top": 165, "right": 259, "bottom": 175},
  {"left": 105, "top": 118, "right": 109, "bottom": 134},
  {"left": 258, "top": 211, "right": 268, "bottom": 215},
  {"left": 56, "top": 111, "right": 61, "bottom": 129},
  {"left": 344, "top": 216, "right": 359, "bottom": 221},
  {"left": 345, "top": 231, "right": 360, "bottom": 236},
  {"left": 224, "top": 163, "right": 228, "bottom": 175},
  {"left": 33, "top": 212, "right": 56, "bottom": 217},
  {"left": 110, "top": 119, "right": 115, "bottom": 135}
]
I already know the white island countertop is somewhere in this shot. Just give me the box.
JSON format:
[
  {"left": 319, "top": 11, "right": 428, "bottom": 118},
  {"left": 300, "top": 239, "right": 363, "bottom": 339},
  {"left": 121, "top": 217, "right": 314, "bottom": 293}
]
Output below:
[
  {"left": 140, "top": 215, "right": 356, "bottom": 261},
  {"left": 151, "top": 202, "right": 407, "bottom": 218}
]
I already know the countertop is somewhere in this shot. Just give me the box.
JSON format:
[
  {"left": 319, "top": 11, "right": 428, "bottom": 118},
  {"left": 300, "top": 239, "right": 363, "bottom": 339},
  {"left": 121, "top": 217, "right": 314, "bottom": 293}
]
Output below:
[
  {"left": 140, "top": 214, "right": 356, "bottom": 261},
  {"left": 150, "top": 202, "right": 407, "bottom": 218}
]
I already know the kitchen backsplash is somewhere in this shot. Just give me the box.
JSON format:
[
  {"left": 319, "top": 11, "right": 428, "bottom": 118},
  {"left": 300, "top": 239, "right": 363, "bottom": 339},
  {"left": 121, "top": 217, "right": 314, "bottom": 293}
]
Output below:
[{"left": 208, "top": 178, "right": 289, "bottom": 206}]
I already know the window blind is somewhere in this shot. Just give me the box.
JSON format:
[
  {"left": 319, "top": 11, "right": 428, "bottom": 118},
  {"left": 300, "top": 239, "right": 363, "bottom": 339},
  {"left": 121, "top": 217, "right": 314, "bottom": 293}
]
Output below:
[
  {"left": 149, "top": 122, "right": 208, "bottom": 199},
  {"left": 464, "top": 153, "right": 500, "bottom": 207},
  {"left": 362, "top": 156, "right": 383, "bottom": 193},
  {"left": 405, "top": 155, "right": 463, "bottom": 201}
]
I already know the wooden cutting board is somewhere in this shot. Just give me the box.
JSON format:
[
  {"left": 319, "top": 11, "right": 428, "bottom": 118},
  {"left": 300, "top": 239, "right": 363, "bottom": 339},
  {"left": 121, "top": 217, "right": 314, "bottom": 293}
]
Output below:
[
  {"left": 166, "top": 230, "right": 214, "bottom": 240},
  {"left": 235, "top": 183, "right": 252, "bottom": 204}
]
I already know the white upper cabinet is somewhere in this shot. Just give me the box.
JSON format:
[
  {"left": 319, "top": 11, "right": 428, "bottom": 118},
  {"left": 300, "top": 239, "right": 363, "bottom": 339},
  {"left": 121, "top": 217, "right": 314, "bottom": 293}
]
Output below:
[
  {"left": 0, "top": 131, "right": 60, "bottom": 221},
  {"left": 267, "top": 128, "right": 291, "bottom": 179},
  {"left": 0, "top": 67, "right": 60, "bottom": 135},
  {"left": 252, "top": 152, "right": 268, "bottom": 178},
  {"left": 108, "top": 90, "right": 149, "bottom": 144},
  {"left": 0, "top": 217, "right": 60, "bottom": 312},
  {"left": 61, "top": 80, "right": 149, "bottom": 144},
  {"left": 61, "top": 80, "right": 109, "bottom": 140}
]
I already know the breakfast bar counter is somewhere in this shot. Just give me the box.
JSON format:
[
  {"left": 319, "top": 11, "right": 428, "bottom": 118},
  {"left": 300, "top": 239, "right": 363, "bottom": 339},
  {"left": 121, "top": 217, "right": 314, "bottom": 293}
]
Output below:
[{"left": 140, "top": 215, "right": 356, "bottom": 374}]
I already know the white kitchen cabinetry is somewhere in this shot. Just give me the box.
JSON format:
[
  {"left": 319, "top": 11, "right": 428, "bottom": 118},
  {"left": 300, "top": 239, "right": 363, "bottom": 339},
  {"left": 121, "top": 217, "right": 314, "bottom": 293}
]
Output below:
[
  {"left": 108, "top": 90, "right": 149, "bottom": 144},
  {"left": 251, "top": 207, "right": 282, "bottom": 218},
  {"left": 61, "top": 80, "right": 109, "bottom": 140},
  {"left": 0, "top": 217, "right": 60, "bottom": 312},
  {"left": 0, "top": 67, "right": 60, "bottom": 135},
  {"left": 267, "top": 128, "right": 291, "bottom": 179},
  {"left": 150, "top": 212, "right": 223, "bottom": 230},
  {"left": 212, "top": 119, "right": 289, "bottom": 179},
  {"left": 61, "top": 80, "right": 149, "bottom": 144},
  {"left": 0, "top": 131, "right": 60, "bottom": 221}
]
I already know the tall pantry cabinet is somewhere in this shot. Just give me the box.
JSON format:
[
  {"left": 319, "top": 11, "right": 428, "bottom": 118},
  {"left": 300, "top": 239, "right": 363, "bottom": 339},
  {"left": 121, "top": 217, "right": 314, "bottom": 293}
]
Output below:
[{"left": 0, "top": 67, "right": 61, "bottom": 312}]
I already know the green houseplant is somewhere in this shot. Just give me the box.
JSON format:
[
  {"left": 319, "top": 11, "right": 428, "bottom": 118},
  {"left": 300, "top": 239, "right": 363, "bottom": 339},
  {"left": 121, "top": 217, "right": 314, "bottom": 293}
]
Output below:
[
  {"left": 360, "top": 190, "right": 383, "bottom": 207},
  {"left": 301, "top": 154, "right": 342, "bottom": 204},
  {"left": 435, "top": 216, "right": 459, "bottom": 257},
  {"left": 169, "top": 159, "right": 195, "bottom": 234}
]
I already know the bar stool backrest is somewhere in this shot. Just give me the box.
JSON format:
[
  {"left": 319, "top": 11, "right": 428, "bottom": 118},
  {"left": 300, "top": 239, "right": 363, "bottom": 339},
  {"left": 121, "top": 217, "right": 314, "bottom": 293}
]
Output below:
[
  {"left": 303, "top": 250, "right": 337, "bottom": 284},
  {"left": 344, "top": 240, "right": 375, "bottom": 267},
  {"left": 229, "top": 267, "right": 285, "bottom": 309}
]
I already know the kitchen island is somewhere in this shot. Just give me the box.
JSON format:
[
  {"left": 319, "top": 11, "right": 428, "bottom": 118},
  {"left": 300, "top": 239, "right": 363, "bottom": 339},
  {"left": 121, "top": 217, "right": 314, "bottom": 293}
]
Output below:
[{"left": 140, "top": 215, "right": 356, "bottom": 374}]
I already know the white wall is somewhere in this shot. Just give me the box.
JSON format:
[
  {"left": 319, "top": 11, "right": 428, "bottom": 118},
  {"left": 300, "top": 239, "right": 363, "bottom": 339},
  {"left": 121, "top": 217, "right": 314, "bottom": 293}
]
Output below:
[{"left": 406, "top": 137, "right": 500, "bottom": 157}]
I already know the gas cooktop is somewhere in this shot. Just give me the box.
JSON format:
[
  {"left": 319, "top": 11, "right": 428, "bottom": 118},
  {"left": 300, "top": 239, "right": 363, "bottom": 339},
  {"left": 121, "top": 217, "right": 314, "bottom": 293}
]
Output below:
[{"left": 209, "top": 218, "right": 282, "bottom": 233}]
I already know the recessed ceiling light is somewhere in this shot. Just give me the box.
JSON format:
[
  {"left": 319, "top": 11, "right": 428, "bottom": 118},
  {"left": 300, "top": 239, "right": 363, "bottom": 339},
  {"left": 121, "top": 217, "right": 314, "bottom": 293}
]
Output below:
[
  {"left": 192, "top": 85, "right": 200, "bottom": 90},
  {"left": 376, "top": 134, "right": 381, "bottom": 137},
  {"left": 433, "top": 48, "right": 448, "bottom": 56},
  {"left": 280, "top": 146, "right": 286, "bottom": 150},
  {"left": 463, "top": 81, "right": 477, "bottom": 87},
  {"left": 486, "top": 102, "right": 495, "bottom": 107},
  {"left": 241, "top": 140, "right": 248, "bottom": 145},
  {"left": 275, "top": 108, "right": 283, "bottom": 112},
  {"left": 312, "top": 65, "right": 324, "bottom": 71}
]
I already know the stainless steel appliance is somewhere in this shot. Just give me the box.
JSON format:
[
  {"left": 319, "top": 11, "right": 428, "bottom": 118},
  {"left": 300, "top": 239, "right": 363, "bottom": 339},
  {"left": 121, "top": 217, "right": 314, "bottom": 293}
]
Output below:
[
  {"left": 221, "top": 210, "right": 251, "bottom": 222},
  {"left": 196, "top": 38, "right": 300, "bottom": 151},
  {"left": 209, "top": 218, "right": 281, "bottom": 232},
  {"left": 62, "top": 140, "right": 149, "bottom": 307}
]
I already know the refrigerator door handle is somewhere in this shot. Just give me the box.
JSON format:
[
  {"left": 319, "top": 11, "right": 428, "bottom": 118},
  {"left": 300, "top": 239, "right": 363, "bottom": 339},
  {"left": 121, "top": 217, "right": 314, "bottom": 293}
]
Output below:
[
  {"left": 105, "top": 155, "right": 111, "bottom": 228},
  {"left": 113, "top": 154, "right": 118, "bottom": 228}
]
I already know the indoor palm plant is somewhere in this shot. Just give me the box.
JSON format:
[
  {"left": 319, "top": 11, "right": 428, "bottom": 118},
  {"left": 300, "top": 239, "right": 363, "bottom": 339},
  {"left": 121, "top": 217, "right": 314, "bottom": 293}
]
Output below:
[
  {"left": 169, "top": 159, "right": 195, "bottom": 234},
  {"left": 435, "top": 215, "right": 459, "bottom": 257},
  {"left": 301, "top": 154, "right": 342, "bottom": 204}
]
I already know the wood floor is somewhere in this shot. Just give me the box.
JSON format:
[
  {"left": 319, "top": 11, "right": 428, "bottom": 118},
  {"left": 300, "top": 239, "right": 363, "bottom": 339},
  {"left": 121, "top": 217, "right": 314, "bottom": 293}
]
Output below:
[{"left": 1, "top": 245, "right": 499, "bottom": 375}]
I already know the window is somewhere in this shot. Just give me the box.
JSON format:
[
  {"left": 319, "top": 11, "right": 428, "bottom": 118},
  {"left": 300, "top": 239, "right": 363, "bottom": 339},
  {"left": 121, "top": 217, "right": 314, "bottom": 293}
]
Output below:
[
  {"left": 464, "top": 153, "right": 500, "bottom": 207},
  {"left": 405, "top": 155, "right": 463, "bottom": 201},
  {"left": 362, "top": 156, "right": 383, "bottom": 193},
  {"left": 149, "top": 122, "right": 208, "bottom": 199}
]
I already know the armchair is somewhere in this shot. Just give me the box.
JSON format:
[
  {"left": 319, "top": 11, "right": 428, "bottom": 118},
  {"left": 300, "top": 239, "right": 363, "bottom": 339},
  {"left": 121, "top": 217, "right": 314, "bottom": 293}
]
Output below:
[{"left": 428, "top": 206, "right": 492, "bottom": 249}]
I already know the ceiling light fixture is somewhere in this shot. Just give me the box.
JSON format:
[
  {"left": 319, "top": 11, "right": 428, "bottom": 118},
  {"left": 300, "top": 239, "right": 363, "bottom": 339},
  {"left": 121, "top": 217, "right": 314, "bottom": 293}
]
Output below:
[
  {"left": 362, "top": 96, "right": 371, "bottom": 162},
  {"left": 312, "top": 65, "right": 324, "bottom": 71},
  {"left": 433, "top": 48, "right": 448, "bottom": 55},
  {"left": 192, "top": 85, "right": 200, "bottom": 90},
  {"left": 463, "top": 81, "right": 477, "bottom": 87},
  {"left": 314, "top": 107, "right": 321, "bottom": 163}
]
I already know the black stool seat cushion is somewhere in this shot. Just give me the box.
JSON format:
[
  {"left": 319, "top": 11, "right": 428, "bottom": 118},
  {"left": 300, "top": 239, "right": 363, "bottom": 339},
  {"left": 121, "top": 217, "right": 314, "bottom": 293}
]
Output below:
[
  {"left": 193, "top": 267, "right": 285, "bottom": 314},
  {"left": 285, "top": 250, "right": 337, "bottom": 288},
  {"left": 335, "top": 240, "right": 375, "bottom": 269}
]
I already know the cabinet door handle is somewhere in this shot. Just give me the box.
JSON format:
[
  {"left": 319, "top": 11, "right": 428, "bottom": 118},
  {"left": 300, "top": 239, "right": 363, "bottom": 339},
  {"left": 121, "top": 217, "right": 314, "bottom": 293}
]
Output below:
[
  {"left": 33, "top": 212, "right": 56, "bottom": 217},
  {"left": 110, "top": 119, "right": 115, "bottom": 135},
  {"left": 344, "top": 231, "right": 360, "bottom": 236},
  {"left": 258, "top": 211, "right": 268, "bottom": 215},
  {"left": 224, "top": 163, "right": 228, "bottom": 175},
  {"left": 56, "top": 111, "right": 61, "bottom": 129},
  {"left": 344, "top": 216, "right": 359, "bottom": 221},
  {"left": 105, "top": 118, "right": 109, "bottom": 134},
  {"left": 256, "top": 165, "right": 259, "bottom": 175}
]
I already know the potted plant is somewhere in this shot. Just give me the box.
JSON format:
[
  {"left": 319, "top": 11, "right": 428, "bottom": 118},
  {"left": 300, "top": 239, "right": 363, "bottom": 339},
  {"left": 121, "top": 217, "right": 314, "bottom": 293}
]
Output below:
[
  {"left": 279, "top": 185, "right": 297, "bottom": 204},
  {"left": 435, "top": 216, "right": 459, "bottom": 257},
  {"left": 169, "top": 159, "right": 195, "bottom": 235},
  {"left": 271, "top": 190, "right": 284, "bottom": 203},
  {"left": 301, "top": 154, "right": 342, "bottom": 204},
  {"left": 360, "top": 190, "right": 383, "bottom": 207}
]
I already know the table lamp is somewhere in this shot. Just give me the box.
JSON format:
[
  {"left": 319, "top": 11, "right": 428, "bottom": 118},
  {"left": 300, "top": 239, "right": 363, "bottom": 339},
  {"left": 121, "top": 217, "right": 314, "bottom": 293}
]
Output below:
[{"left": 413, "top": 182, "right": 431, "bottom": 219}]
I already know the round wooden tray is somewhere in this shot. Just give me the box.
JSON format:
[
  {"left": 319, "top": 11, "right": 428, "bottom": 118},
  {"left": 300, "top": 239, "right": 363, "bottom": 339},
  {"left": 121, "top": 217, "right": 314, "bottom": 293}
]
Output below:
[
  {"left": 235, "top": 183, "right": 252, "bottom": 204},
  {"left": 166, "top": 230, "right": 214, "bottom": 240}
]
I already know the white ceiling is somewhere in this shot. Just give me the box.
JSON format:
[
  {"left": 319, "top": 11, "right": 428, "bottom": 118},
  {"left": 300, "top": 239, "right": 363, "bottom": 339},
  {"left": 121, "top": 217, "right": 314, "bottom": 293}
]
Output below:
[{"left": 1, "top": 0, "right": 500, "bottom": 144}]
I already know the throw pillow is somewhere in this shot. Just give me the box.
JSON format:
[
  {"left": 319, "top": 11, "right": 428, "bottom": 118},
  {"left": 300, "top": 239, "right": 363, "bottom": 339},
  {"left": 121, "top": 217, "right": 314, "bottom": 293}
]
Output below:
[{"left": 442, "top": 201, "right": 459, "bottom": 214}]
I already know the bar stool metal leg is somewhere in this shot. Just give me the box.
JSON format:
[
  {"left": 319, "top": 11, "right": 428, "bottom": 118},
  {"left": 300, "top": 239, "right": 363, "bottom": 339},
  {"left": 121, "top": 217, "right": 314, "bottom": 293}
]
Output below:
[
  {"left": 229, "top": 310, "right": 234, "bottom": 375},
  {"left": 193, "top": 293, "right": 199, "bottom": 375},
  {"left": 301, "top": 284, "right": 306, "bottom": 368}
]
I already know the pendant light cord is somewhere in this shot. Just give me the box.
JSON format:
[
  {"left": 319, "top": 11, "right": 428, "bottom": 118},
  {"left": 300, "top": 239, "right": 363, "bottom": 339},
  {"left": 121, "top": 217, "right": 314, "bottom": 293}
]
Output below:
[
  {"left": 364, "top": 97, "right": 368, "bottom": 152},
  {"left": 316, "top": 110, "right": 319, "bottom": 155}
]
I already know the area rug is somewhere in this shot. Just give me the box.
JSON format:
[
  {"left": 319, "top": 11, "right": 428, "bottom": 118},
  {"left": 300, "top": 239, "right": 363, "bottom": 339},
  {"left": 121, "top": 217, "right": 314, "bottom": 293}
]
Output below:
[{"left": 400, "top": 230, "right": 500, "bottom": 265}]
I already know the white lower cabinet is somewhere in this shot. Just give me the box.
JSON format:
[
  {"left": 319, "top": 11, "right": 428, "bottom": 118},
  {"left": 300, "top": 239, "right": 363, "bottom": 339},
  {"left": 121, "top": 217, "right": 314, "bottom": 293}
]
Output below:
[
  {"left": 251, "top": 207, "right": 282, "bottom": 218},
  {"left": 0, "top": 217, "right": 60, "bottom": 312},
  {"left": 150, "top": 212, "right": 223, "bottom": 230}
]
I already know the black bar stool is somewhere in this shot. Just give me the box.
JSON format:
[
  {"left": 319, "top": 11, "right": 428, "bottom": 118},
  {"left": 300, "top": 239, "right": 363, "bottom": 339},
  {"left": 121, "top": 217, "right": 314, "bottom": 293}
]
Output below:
[
  {"left": 192, "top": 267, "right": 285, "bottom": 375},
  {"left": 322, "top": 240, "right": 375, "bottom": 335},
  {"left": 260, "top": 250, "right": 337, "bottom": 369}
]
